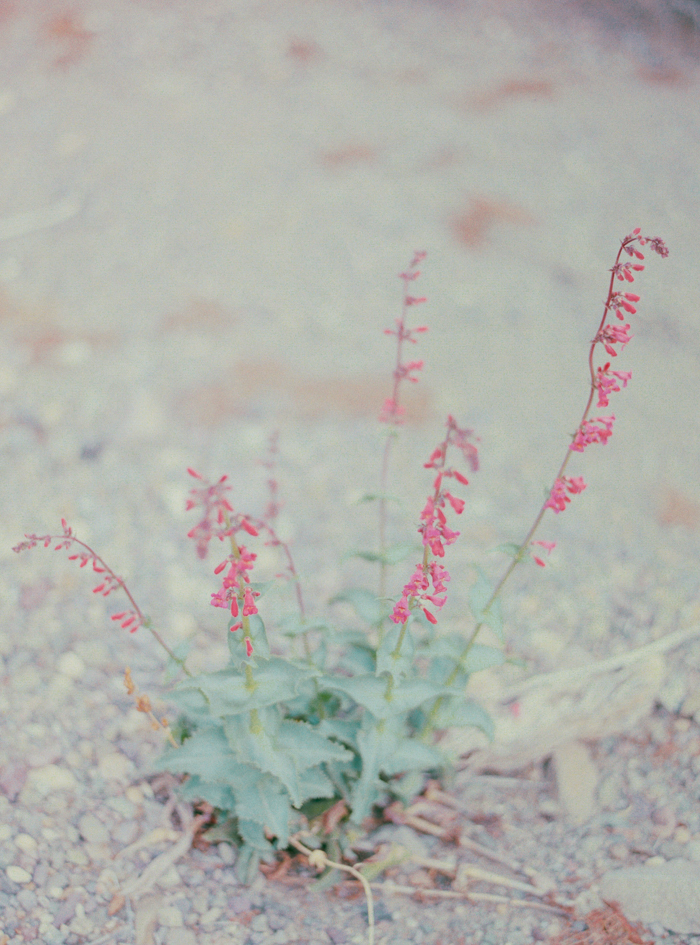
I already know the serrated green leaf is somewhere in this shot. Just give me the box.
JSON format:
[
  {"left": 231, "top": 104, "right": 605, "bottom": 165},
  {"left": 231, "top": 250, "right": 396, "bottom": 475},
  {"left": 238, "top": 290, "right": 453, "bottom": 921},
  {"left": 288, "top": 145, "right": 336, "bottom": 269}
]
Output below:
[
  {"left": 330, "top": 588, "right": 385, "bottom": 626},
  {"left": 151, "top": 727, "right": 256, "bottom": 784},
  {"left": 319, "top": 674, "right": 448, "bottom": 719},
  {"left": 224, "top": 713, "right": 302, "bottom": 805},
  {"left": 278, "top": 720, "right": 354, "bottom": 768},
  {"left": 296, "top": 766, "right": 336, "bottom": 804},
  {"left": 179, "top": 775, "right": 236, "bottom": 811},
  {"left": 350, "top": 720, "right": 400, "bottom": 822},
  {"left": 166, "top": 687, "right": 220, "bottom": 727},
  {"left": 468, "top": 567, "right": 504, "bottom": 642},
  {"left": 375, "top": 621, "right": 414, "bottom": 680},
  {"left": 237, "top": 819, "right": 274, "bottom": 854},
  {"left": 431, "top": 696, "right": 494, "bottom": 739},
  {"left": 316, "top": 718, "right": 361, "bottom": 751},
  {"left": 234, "top": 775, "right": 292, "bottom": 845},
  {"left": 173, "top": 658, "right": 310, "bottom": 717},
  {"left": 381, "top": 737, "right": 443, "bottom": 776}
]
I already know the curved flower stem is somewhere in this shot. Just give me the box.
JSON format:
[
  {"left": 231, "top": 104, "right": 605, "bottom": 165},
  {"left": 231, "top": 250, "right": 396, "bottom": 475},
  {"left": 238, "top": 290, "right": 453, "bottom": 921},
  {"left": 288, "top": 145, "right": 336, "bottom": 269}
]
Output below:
[{"left": 429, "top": 232, "right": 660, "bottom": 716}]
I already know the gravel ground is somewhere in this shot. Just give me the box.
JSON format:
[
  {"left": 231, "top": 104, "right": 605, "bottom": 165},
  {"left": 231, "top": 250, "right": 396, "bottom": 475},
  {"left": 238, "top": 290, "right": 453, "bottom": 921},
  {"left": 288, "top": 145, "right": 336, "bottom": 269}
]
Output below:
[{"left": 1, "top": 1, "right": 700, "bottom": 943}]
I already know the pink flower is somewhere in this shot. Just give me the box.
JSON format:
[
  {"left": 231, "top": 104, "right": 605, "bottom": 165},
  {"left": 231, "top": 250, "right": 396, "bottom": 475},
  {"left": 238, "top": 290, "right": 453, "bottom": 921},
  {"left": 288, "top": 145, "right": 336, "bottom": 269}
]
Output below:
[
  {"left": 245, "top": 638, "right": 254, "bottom": 658},
  {"left": 611, "top": 261, "right": 645, "bottom": 283},
  {"left": 596, "top": 322, "right": 632, "bottom": 357},
  {"left": 186, "top": 470, "right": 235, "bottom": 558},
  {"left": 378, "top": 397, "right": 406, "bottom": 424},
  {"left": 595, "top": 363, "right": 632, "bottom": 408},
  {"left": 390, "top": 560, "right": 451, "bottom": 625},
  {"left": 242, "top": 586, "right": 258, "bottom": 616},
  {"left": 608, "top": 291, "right": 640, "bottom": 320},
  {"left": 545, "top": 476, "right": 587, "bottom": 513},
  {"left": 570, "top": 416, "right": 615, "bottom": 452},
  {"left": 210, "top": 547, "right": 257, "bottom": 610},
  {"left": 531, "top": 540, "right": 556, "bottom": 567}
]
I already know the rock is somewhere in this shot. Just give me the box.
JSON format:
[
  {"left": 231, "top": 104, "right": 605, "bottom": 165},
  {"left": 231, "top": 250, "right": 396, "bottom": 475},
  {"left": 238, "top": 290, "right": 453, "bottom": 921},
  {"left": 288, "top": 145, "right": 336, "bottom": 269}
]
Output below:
[
  {"left": 25, "top": 765, "right": 77, "bottom": 796},
  {"left": 57, "top": 652, "right": 86, "bottom": 679},
  {"left": 14, "top": 832, "right": 38, "bottom": 854},
  {"left": 553, "top": 739, "right": 598, "bottom": 824},
  {"left": 599, "top": 858, "right": 700, "bottom": 934},
  {"left": 157, "top": 905, "right": 183, "bottom": 927},
  {"left": 78, "top": 812, "right": 109, "bottom": 845},
  {"left": 168, "top": 931, "right": 197, "bottom": 945},
  {"left": 6, "top": 865, "right": 32, "bottom": 884},
  {"left": 97, "top": 752, "right": 134, "bottom": 782}
]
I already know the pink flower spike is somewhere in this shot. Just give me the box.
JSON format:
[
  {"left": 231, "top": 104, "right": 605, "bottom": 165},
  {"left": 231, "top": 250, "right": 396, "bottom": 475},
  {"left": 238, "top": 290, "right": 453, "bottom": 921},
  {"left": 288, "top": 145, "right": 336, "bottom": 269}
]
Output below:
[
  {"left": 405, "top": 296, "right": 427, "bottom": 305},
  {"left": 240, "top": 518, "right": 258, "bottom": 537},
  {"left": 532, "top": 540, "right": 556, "bottom": 551},
  {"left": 231, "top": 597, "right": 239, "bottom": 618},
  {"left": 230, "top": 621, "right": 242, "bottom": 632},
  {"left": 422, "top": 607, "right": 438, "bottom": 625},
  {"left": 187, "top": 468, "right": 203, "bottom": 479},
  {"left": 245, "top": 638, "right": 254, "bottom": 657},
  {"left": 214, "top": 560, "right": 228, "bottom": 575},
  {"left": 533, "top": 556, "right": 546, "bottom": 567}
]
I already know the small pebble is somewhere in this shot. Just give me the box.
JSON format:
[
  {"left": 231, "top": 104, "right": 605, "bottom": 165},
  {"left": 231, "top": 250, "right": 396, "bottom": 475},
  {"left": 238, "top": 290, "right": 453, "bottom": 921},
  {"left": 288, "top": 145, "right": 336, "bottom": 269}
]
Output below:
[{"left": 6, "top": 865, "right": 32, "bottom": 884}]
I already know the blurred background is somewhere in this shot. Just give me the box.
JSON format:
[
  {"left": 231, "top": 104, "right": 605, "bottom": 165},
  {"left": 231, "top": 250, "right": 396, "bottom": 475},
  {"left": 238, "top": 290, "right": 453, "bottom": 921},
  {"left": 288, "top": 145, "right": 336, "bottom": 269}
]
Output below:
[{"left": 1, "top": 0, "right": 699, "bottom": 679}]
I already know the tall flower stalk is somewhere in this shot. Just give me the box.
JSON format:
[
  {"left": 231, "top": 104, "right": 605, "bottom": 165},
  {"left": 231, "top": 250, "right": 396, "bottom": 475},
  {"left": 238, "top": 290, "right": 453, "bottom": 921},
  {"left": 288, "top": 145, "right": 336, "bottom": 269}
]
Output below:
[
  {"left": 437, "top": 228, "right": 669, "bottom": 697},
  {"left": 377, "top": 252, "right": 428, "bottom": 598}
]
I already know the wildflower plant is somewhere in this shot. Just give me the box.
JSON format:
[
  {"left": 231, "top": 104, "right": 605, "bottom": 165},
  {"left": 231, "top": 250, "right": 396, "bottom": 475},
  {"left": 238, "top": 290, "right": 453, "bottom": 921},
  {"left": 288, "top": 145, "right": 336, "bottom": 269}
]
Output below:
[{"left": 14, "top": 229, "right": 668, "bottom": 884}]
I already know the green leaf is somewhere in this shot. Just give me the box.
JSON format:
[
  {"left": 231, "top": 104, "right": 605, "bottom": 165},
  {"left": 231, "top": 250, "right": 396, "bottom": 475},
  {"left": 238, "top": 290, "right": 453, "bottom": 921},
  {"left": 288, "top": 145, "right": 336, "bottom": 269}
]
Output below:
[
  {"left": 468, "top": 568, "right": 504, "bottom": 642},
  {"left": 224, "top": 714, "right": 353, "bottom": 808},
  {"left": 234, "top": 775, "right": 292, "bottom": 845},
  {"left": 316, "top": 718, "right": 361, "bottom": 751},
  {"left": 345, "top": 541, "right": 419, "bottom": 566},
  {"left": 173, "top": 658, "right": 311, "bottom": 717},
  {"left": 151, "top": 727, "right": 255, "bottom": 784},
  {"left": 278, "top": 720, "right": 354, "bottom": 768},
  {"left": 319, "top": 674, "right": 449, "bottom": 720},
  {"left": 277, "top": 614, "right": 332, "bottom": 638},
  {"left": 296, "top": 766, "right": 336, "bottom": 804},
  {"left": 237, "top": 819, "right": 274, "bottom": 854},
  {"left": 178, "top": 776, "right": 236, "bottom": 811},
  {"left": 227, "top": 613, "right": 270, "bottom": 667},
  {"left": 167, "top": 687, "right": 219, "bottom": 727},
  {"left": 430, "top": 697, "right": 494, "bottom": 739},
  {"left": 428, "top": 637, "right": 505, "bottom": 674},
  {"left": 224, "top": 713, "right": 302, "bottom": 805},
  {"left": 355, "top": 492, "right": 402, "bottom": 505},
  {"left": 330, "top": 588, "right": 385, "bottom": 626},
  {"left": 381, "top": 737, "right": 443, "bottom": 776},
  {"left": 349, "top": 720, "right": 399, "bottom": 822},
  {"left": 164, "top": 642, "right": 192, "bottom": 682},
  {"left": 493, "top": 542, "right": 522, "bottom": 559},
  {"left": 375, "top": 621, "right": 414, "bottom": 680}
]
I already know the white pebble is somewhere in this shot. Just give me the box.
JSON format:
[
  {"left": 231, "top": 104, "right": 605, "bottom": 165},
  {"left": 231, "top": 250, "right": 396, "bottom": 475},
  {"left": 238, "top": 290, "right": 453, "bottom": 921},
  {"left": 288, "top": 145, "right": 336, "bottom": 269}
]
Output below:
[
  {"left": 57, "top": 652, "right": 86, "bottom": 679},
  {"left": 6, "top": 865, "right": 32, "bottom": 884},
  {"left": 14, "top": 833, "right": 38, "bottom": 854},
  {"left": 26, "top": 765, "right": 77, "bottom": 796}
]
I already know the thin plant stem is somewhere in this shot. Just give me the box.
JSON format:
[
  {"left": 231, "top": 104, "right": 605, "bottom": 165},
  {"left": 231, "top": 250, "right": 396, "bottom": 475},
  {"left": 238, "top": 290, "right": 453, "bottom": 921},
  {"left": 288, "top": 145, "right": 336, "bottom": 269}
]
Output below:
[{"left": 431, "top": 234, "right": 656, "bottom": 710}]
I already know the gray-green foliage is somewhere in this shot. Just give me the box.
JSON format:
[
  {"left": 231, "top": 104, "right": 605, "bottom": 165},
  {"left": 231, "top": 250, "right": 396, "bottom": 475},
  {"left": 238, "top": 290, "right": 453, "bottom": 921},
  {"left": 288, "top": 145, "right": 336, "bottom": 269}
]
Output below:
[{"left": 153, "top": 567, "right": 503, "bottom": 880}]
